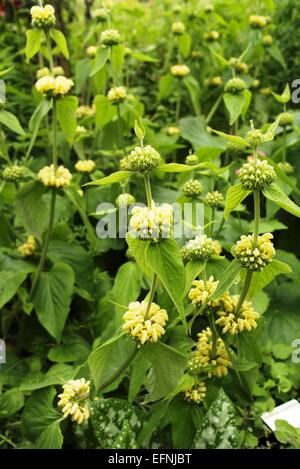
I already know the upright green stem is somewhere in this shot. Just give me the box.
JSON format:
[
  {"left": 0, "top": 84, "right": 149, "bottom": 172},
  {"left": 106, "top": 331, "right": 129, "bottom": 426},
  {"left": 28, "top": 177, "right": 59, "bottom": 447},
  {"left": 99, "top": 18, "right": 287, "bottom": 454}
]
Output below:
[
  {"left": 45, "top": 32, "right": 54, "bottom": 72},
  {"left": 234, "top": 270, "right": 253, "bottom": 316},
  {"left": 52, "top": 100, "right": 58, "bottom": 170},
  {"left": 30, "top": 100, "right": 58, "bottom": 297},
  {"left": 205, "top": 94, "right": 222, "bottom": 125},
  {"left": 98, "top": 346, "right": 139, "bottom": 392},
  {"left": 144, "top": 173, "right": 153, "bottom": 208},
  {"left": 117, "top": 104, "right": 126, "bottom": 157},
  {"left": 175, "top": 88, "right": 181, "bottom": 125},
  {"left": 30, "top": 189, "right": 57, "bottom": 297},
  {"left": 253, "top": 189, "right": 260, "bottom": 246},
  {"left": 145, "top": 274, "right": 158, "bottom": 319},
  {"left": 282, "top": 127, "right": 287, "bottom": 162}
]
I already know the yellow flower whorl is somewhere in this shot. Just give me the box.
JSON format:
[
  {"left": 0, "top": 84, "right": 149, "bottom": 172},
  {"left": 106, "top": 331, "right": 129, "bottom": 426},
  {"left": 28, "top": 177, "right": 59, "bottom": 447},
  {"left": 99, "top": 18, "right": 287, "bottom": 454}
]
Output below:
[
  {"left": 171, "top": 64, "right": 190, "bottom": 78},
  {"left": 187, "top": 327, "right": 232, "bottom": 378},
  {"left": 30, "top": 4, "right": 56, "bottom": 28},
  {"left": 107, "top": 86, "right": 127, "bottom": 104},
  {"left": 75, "top": 160, "right": 95, "bottom": 173},
  {"left": 184, "top": 381, "right": 206, "bottom": 404},
  {"left": 58, "top": 378, "right": 90, "bottom": 425},
  {"left": 18, "top": 235, "right": 37, "bottom": 258},
  {"left": 38, "top": 164, "right": 72, "bottom": 188},
  {"left": 234, "top": 232, "right": 275, "bottom": 271},
  {"left": 123, "top": 301, "right": 168, "bottom": 345},
  {"left": 129, "top": 202, "right": 173, "bottom": 241},
  {"left": 35, "top": 75, "right": 74, "bottom": 97}
]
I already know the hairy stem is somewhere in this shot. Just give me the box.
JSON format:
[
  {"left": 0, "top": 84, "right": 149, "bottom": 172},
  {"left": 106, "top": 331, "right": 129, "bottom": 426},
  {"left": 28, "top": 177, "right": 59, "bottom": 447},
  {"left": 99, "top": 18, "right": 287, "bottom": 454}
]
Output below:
[
  {"left": 98, "top": 346, "right": 139, "bottom": 392},
  {"left": 116, "top": 104, "right": 126, "bottom": 157},
  {"left": 144, "top": 173, "right": 153, "bottom": 208}
]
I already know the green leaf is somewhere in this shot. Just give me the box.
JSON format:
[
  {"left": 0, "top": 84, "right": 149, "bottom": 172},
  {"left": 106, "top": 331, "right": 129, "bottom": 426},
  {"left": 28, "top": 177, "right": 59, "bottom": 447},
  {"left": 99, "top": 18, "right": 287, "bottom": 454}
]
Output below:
[
  {"left": 157, "top": 163, "right": 195, "bottom": 173},
  {"left": 224, "top": 183, "right": 251, "bottom": 219},
  {"left": 146, "top": 239, "right": 186, "bottom": 325},
  {"left": 0, "top": 110, "right": 25, "bottom": 135},
  {"left": 209, "top": 128, "right": 247, "bottom": 147},
  {"left": 184, "top": 260, "right": 206, "bottom": 296},
  {"left": 159, "top": 74, "right": 174, "bottom": 100},
  {"left": 241, "top": 89, "right": 252, "bottom": 120},
  {"left": 223, "top": 92, "right": 247, "bottom": 125},
  {"left": 27, "top": 99, "right": 52, "bottom": 158},
  {"left": 272, "top": 84, "right": 291, "bottom": 104},
  {"left": 126, "top": 236, "right": 153, "bottom": 278},
  {"left": 263, "top": 183, "right": 300, "bottom": 218},
  {"left": 56, "top": 95, "right": 78, "bottom": 143},
  {"left": 132, "top": 51, "right": 158, "bottom": 63},
  {"left": 0, "top": 66, "right": 14, "bottom": 78},
  {"left": 193, "top": 388, "right": 239, "bottom": 448},
  {"left": 178, "top": 33, "right": 191, "bottom": 58},
  {"left": 25, "top": 29, "right": 43, "bottom": 60},
  {"left": 35, "top": 420, "right": 63, "bottom": 449},
  {"left": 183, "top": 75, "right": 201, "bottom": 115},
  {"left": 21, "top": 387, "right": 62, "bottom": 448},
  {"left": 210, "top": 259, "right": 242, "bottom": 300},
  {"left": 32, "top": 263, "right": 75, "bottom": 340},
  {"left": 111, "top": 44, "right": 126, "bottom": 78},
  {"left": 90, "top": 398, "right": 143, "bottom": 449},
  {"left": 20, "top": 364, "right": 77, "bottom": 391},
  {"left": 0, "top": 388, "right": 24, "bottom": 418},
  {"left": 112, "top": 261, "right": 142, "bottom": 325},
  {"left": 94, "top": 95, "right": 117, "bottom": 128},
  {"left": 85, "top": 170, "right": 132, "bottom": 186},
  {"left": 90, "top": 47, "right": 110, "bottom": 77},
  {"left": 15, "top": 181, "right": 48, "bottom": 238},
  {"left": 128, "top": 354, "right": 150, "bottom": 404},
  {"left": 88, "top": 334, "right": 136, "bottom": 390},
  {"left": 181, "top": 116, "right": 225, "bottom": 149},
  {"left": 247, "top": 259, "right": 291, "bottom": 298},
  {"left": 275, "top": 420, "right": 300, "bottom": 448},
  {"left": 141, "top": 342, "right": 186, "bottom": 402},
  {"left": 49, "top": 29, "right": 69, "bottom": 59},
  {"left": 268, "top": 44, "right": 287, "bottom": 70},
  {"left": 0, "top": 271, "right": 27, "bottom": 310},
  {"left": 47, "top": 330, "right": 90, "bottom": 363}
]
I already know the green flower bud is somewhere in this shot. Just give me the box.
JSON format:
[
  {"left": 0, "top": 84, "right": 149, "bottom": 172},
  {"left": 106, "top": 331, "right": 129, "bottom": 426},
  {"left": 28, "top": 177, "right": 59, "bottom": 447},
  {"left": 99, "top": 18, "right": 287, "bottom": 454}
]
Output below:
[
  {"left": 181, "top": 235, "right": 214, "bottom": 262},
  {"left": 115, "top": 193, "right": 136, "bottom": 207},
  {"left": 234, "top": 233, "right": 275, "bottom": 271},
  {"left": 100, "top": 29, "right": 121, "bottom": 46},
  {"left": 185, "top": 154, "right": 199, "bottom": 166},
  {"left": 239, "top": 159, "right": 276, "bottom": 190},
  {"left": 171, "top": 21, "right": 185, "bottom": 35},
  {"left": 229, "top": 58, "right": 249, "bottom": 74},
  {"left": 127, "top": 145, "right": 161, "bottom": 173},
  {"left": 225, "top": 78, "right": 247, "bottom": 94},
  {"left": 262, "top": 34, "right": 273, "bottom": 46},
  {"left": 278, "top": 161, "right": 294, "bottom": 174},
  {"left": 204, "top": 191, "right": 224, "bottom": 207},
  {"left": 277, "top": 112, "right": 294, "bottom": 127},
  {"left": 2, "top": 165, "right": 25, "bottom": 181},
  {"left": 182, "top": 179, "right": 203, "bottom": 198},
  {"left": 92, "top": 8, "right": 108, "bottom": 22},
  {"left": 245, "top": 128, "right": 265, "bottom": 147}
]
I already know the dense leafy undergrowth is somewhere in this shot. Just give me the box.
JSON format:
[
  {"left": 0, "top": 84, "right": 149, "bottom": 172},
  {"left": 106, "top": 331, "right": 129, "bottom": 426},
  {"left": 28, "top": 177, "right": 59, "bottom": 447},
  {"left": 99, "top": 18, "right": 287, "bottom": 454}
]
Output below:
[{"left": 1, "top": 0, "right": 300, "bottom": 450}]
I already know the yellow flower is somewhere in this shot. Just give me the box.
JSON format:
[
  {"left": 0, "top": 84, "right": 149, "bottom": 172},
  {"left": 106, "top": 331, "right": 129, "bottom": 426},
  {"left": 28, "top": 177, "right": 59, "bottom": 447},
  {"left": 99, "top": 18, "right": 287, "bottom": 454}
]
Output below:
[
  {"left": 107, "top": 86, "right": 127, "bottom": 104},
  {"left": 35, "top": 75, "right": 74, "bottom": 97},
  {"left": 249, "top": 15, "right": 268, "bottom": 29},
  {"left": 184, "top": 381, "right": 206, "bottom": 404},
  {"left": 123, "top": 301, "right": 168, "bottom": 345},
  {"left": 38, "top": 164, "right": 72, "bottom": 188},
  {"left": 204, "top": 30, "right": 220, "bottom": 41},
  {"left": 75, "top": 159, "right": 95, "bottom": 173},
  {"left": 30, "top": 4, "right": 56, "bottom": 27},
  {"left": 234, "top": 232, "right": 275, "bottom": 271},
  {"left": 18, "top": 235, "right": 37, "bottom": 257},
  {"left": 86, "top": 45, "right": 98, "bottom": 57},
  {"left": 188, "top": 327, "right": 232, "bottom": 378},
  {"left": 172, "top": 21, "right": 185, "bottom": 35},
  {"left": 58, "top": 378, "right": 90, "bottom": 425},
  {"left": 76, "top": 105, "right": 95, "bottom": 118},
  {"left": 171, "top": 64, "right": 190, "bottom": 77},
  {"left": 129, "top": 202, "right": 173, "bottom": 241},
  {"left": 53, "top": 66, "right": 64, "bottom": 76},
  {"left": 189, "top": 276, "right": 219, "bottom": 308},
  {"left": 36, "top": 67, "right": 50, "bottom": 79},
  {"left": 206, "top": 76, "right": 223, "bottom": 87},
  {"left": 215, "top": 297, "right": 259, "bottom": 334},
  {"left": 167, "top": 126, "right": 180, "bottom": 136}
]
